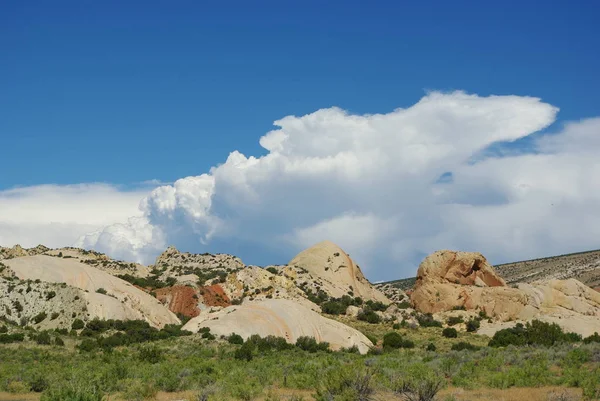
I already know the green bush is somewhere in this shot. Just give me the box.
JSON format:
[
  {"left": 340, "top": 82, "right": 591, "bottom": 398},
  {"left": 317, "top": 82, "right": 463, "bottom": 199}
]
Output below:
[
  {"left": 0, "top": 333, "right": 24, "bottom": 343},
  {"left": 426, "top": 343, "right": 437, "bottom": 351},
  {"left": 55, "top": 336, "right": 65, "bottom": 346},
  {"left": 383, "top": 332, "right": 404, "bottom": 349},
  {"left": 46, "top": 291, "right": 56, "bottom": 300},
  {"left": 442, "top": 328, "right": 458, "bottom": 338},
  {"left": 234, "top": 341, "right": 254, "bottom": 361},
  {"left": 295, "top": 336, "right": 330, "bottom": 353},
  {"left": 451, "top": 342, "right": 479, "bottom": 351},
  {"left": 584, "top": 332, "right": 600, "bottom": 344},
  {"left": 228, "top": 333, "right": 244, "bottom": 344},
  {"left": 489, "top": 320, "right": 580, "bottom": 347},
  {"left": 392, "top": 323, "right": 401, "bottom": 330},
  {"left": 357, "top": 309, "right": 381, "bottom": 324},
  {"left": 95, "top": 288, "right": 107, "bottom": 295},
  {"left": 315, "top": 364, "right": 377, "bottom": 401},
  {"left": 138, "top": 345, "right": 164, "bottom": 364},
  {"left": 36, "top": 331, "right": 52, "bottom": 345},
  {"left": 465, "top": 319, "right": 480, "bottom": 332},
  {"left": 71, "top": 319, "right": 85, "bottom": 330},
  {"left": 33, "top": 312, "right": 48, "bottom": 324},
  {"left": 0, "top": 325, "right": 7, "bottom": 333},
  {"left": 321, "top": 300, "right": 348, "bottom": 315},
  {"left": 447, "top": 316, "right": 464, "bottom": 326},
  {"left": 77, "top": 339, "right": 98, "bottom": 352},
  {"left": 266, "top": 267, "right": 278, "bottom": 275}
]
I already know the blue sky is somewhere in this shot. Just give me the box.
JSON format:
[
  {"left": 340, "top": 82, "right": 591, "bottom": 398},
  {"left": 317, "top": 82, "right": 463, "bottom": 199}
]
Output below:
[
  {"left": 2, "top": 1, "right": 600, "bottom": 280},
  {"left": 2, "top": 1, "right": 599, "bottom": 189}
]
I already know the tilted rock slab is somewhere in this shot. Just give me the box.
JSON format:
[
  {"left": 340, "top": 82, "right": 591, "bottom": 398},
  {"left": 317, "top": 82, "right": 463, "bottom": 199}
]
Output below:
[
  {"left": 183, "top": 298, "right": 374, "bottom": 354},
  {"left": 4, "top": 255, "right": 180, "bottom": 328}
]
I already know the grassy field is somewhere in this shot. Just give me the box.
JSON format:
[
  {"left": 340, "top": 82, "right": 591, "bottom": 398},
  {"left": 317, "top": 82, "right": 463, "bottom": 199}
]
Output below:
[{"left": 0, "top": 320, "right": 599, "bottom": 401}]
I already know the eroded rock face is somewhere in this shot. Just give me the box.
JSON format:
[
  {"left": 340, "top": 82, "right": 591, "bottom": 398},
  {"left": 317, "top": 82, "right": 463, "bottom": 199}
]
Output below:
[
  {"left": 286, "top": 240, "right": 391, "bottom": 303},
  {"left": 411, "top": 250, "right": 600, "bottom": 337},
  {"left": 183, "top": 298, "right": 374, "bottom": 354},
  {"left": 416, "top": 250, "right": 505, "bottom": 287}
]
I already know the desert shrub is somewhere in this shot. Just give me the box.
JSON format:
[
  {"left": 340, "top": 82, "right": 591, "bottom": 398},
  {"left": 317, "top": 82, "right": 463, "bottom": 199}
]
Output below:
[
  {"left": 321, "top": 300, "right": 348, "bottom": 315},
  {"left": 50, "top": 312, "right": 60, "bottom": 320},
  {"left": 77, "top": 339, "right": 98, "bottom": 352},
  {"left": 36, "top": 331, "right": 52, "bottom": 345},
  {"left": 227, "top": 333, "right": 244, "bottom": 345},
  {"left": 584, "top": 332, "right": 600, "bottom": 344},
  {"left": 364, "top": 333, "right": 378, "bottom": 346},
  {"left": 581, "top": 367, "right": 600, "bottom": 400},
  {"left": 41, "top": 382, "right": 104, "bottom": 401},
  {"left": 0, "top": 325, "right": 7, "bottom": 333},
  {"left": 71, "top": 319, "right": 85, "bottom": 330},
  {"left": 383, "top": 332, "right": 404, "bottom": 349},
  {"left": 95, "top": 288, "right": 107, "bottom": 295},
  {"left": 442, "top": 328, "right": 458, "bottom": 338},
  {"left": 33, "top": 312, "right": 47, "bottom": 324},
  {"left": 382, "top": 332, "right": 414, "bottom": 349},
  {"left": 391, "top": 364, "right": 444, "bottom": 401},
  {"left": 46, "top": 291, "right": 56, "bottom": 300},
  {"left": 489, "top": 320, "right": 580, "bottom": 347},
  {"left": 451, "top": 342, "right": 479, "bottom": 351},
  {"left": 446, "top": 316, "right": 463, "bottom": 326},
  {"left": 0, "top": 333, "right": 24, "bottom": 343},
  {"left": 266, "top": 267, "right": 278, "bottom": 275},
  {"left": 465, "top": 319, "right": 480, "bottom": 332},
  {"left": 315, "top": 364, "right": 377, "bottom": 401},
  {"left": 6, "top": 380, "right": 29, "bottom": 394},
  {"left": 119, "top": 379, "right": 157, "bottom": 401},
  {"left": 234, "top": 341, "right": 254, "bottom": 361},
  {"left": 392, "top": 323, "right": 401, "bottom": 330},
  {"left": 416, "top": 314, "right": 442, "bottom": 328},
  {"left": 138, "top": 345, "right": 163, "bottom": 363},
  {"left": 397, "top": 300, "right": 411, "bottom": 309},
  {"left": 365, "top": 300, "right": 388, "bottom": 312},
  {"left": 29, "top": 375, "right": 49, "bottom": 392},
  {"left": 54, "top": 336, "right": 65, "bottom": 346},
  {"left": 296, "top": 336, "right": 330, "bottom": 353},
  {"left": 426, "top": 343, "right": 436, "bottom": 352},
  {"left": 357, "top": 309, "right": 381, "bottom": 324}
]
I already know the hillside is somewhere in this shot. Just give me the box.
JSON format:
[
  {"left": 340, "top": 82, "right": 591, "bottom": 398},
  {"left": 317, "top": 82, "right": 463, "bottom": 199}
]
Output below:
[{"left": 377, "top": 248, "right": 600, "bottom": 292}]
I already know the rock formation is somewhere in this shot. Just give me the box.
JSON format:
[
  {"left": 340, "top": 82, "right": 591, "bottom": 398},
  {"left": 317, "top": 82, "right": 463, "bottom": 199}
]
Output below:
[
  {"left": 411, "top": 250, "right": 600, "bottom": 337},
  {"left": 3, "top": 255, "right": 180, "bottom": 328},
  {"left": 284, "top": 240, "right": 391, "bottom": 303},
  {"left": 182, "top": 298, "right": 373, "bottom": 353}
]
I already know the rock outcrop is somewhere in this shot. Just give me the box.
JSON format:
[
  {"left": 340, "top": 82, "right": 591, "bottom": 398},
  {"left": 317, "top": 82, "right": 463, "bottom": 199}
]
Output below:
[
  {"left": 182, "top": 298, "right": 373, "bottom": 353},
  {"left": 411, "top": 250, "right": 600, "bottom": 337},
  {"left": 3, "top": 255, "right": 180, "bottom": 328},
  {"left": 284, "top": 241, "right": 391, "bottom": 304}
]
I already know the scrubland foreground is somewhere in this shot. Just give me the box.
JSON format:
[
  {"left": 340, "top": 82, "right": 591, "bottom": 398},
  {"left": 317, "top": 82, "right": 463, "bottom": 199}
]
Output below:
[{"left": 0, "top": 318, "right": 599, "bottom": 401}]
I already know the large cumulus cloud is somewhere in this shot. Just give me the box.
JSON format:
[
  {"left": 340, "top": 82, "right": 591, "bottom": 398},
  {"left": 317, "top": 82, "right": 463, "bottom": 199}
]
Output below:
[{"left": 72, "top": 90, "right": 600, "bottom": 281}]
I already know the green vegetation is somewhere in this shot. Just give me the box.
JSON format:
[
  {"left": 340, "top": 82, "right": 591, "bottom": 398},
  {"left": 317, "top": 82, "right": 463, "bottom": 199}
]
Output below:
[
  {"left": 489, "top": 320, "right": 581, "bottom": 347},
  {"left": 0, "top": 328, "right": 598, "bottom": 400}
]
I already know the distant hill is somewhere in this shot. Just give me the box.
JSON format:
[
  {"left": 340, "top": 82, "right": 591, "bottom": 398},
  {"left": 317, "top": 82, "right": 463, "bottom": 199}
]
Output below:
[{"left": 377, "top": 249, "right": 600, "bottom": 291}]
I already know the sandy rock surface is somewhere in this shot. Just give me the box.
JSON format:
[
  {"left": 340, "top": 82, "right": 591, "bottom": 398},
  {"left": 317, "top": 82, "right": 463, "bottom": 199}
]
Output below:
[
  {"left": 411, "top": 250, "right": 600, "bottom": 337},
  {"left": 4, "top": 255, "right": 180, "bottom": 328},
  {"left": 183, "top": 298, "right": 374, "bottom": 353}
]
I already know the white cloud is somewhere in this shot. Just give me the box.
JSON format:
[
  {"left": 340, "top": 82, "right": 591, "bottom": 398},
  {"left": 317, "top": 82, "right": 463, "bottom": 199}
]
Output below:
[
  {"left": 8, "top": 91, "right": 600, "bottom": 280},
  {"left": 0, "top": 184, "right": 149, "bottom": 249}
]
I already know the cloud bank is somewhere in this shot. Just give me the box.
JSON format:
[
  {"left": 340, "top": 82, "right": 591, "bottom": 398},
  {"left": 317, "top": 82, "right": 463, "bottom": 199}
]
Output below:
[
  {"left": 0, "top": 184, "right": 147, "bottom": 249},
  {"left": 5, "top": 91, "right": 600, "bottom": 280}
]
